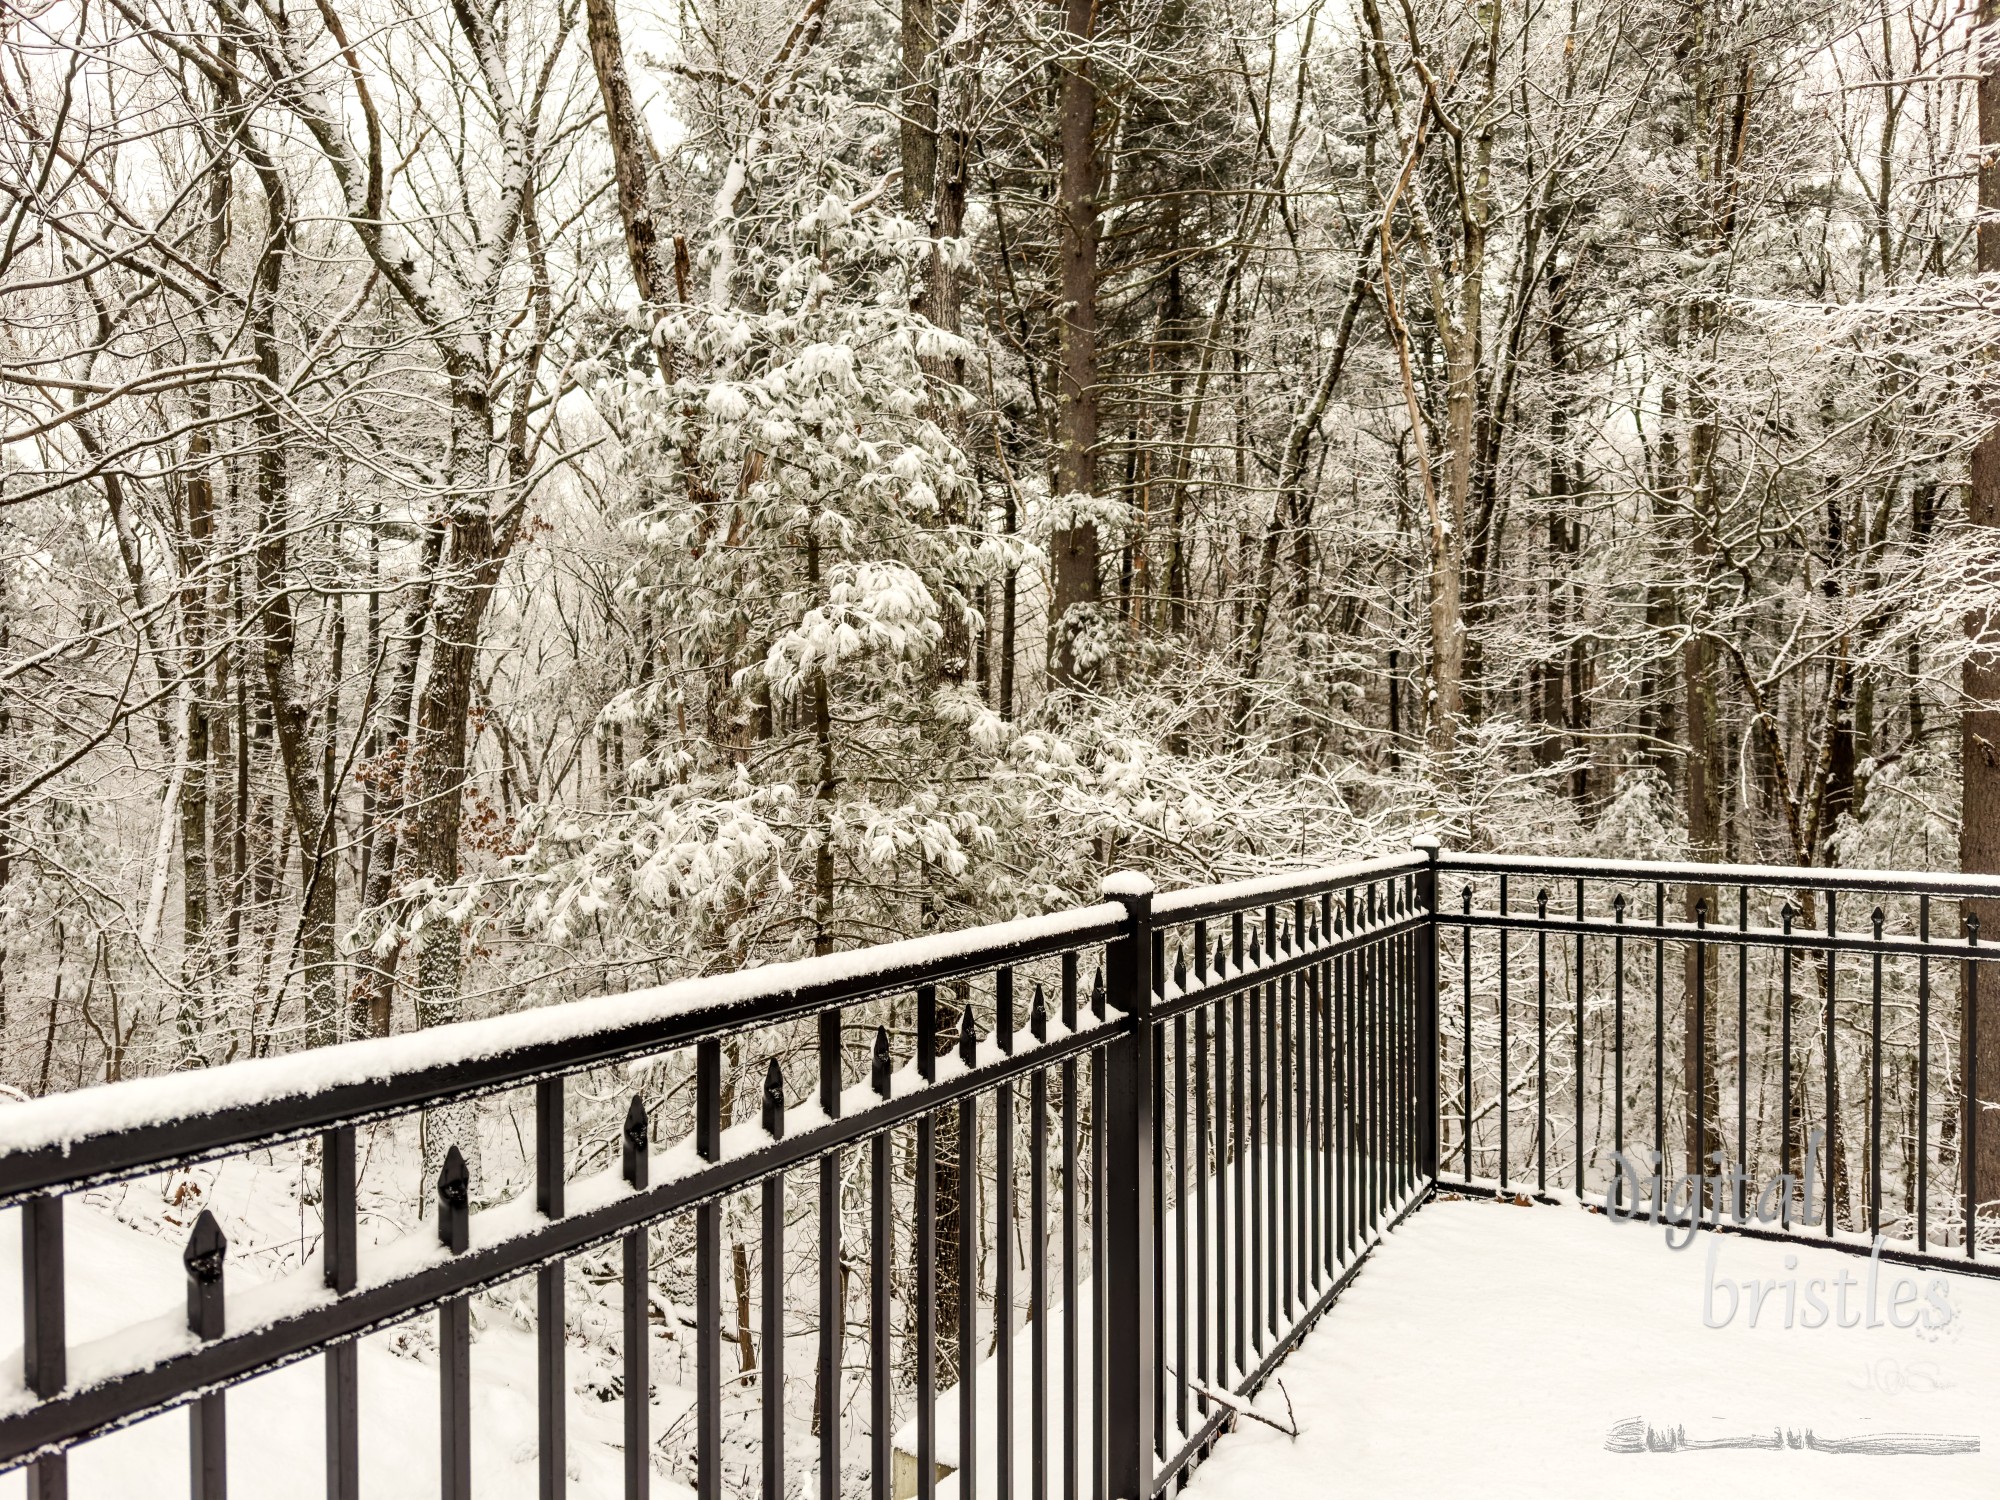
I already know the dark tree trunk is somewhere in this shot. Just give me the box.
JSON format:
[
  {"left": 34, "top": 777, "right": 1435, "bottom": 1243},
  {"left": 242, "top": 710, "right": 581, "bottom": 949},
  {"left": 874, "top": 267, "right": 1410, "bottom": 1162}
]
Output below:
[
  {"left": 1050, "top": 0, "right": 1101, "bottom": 686},
  {"left": 1962, "top": 0, "right": 2000, "bottom": 1232}
]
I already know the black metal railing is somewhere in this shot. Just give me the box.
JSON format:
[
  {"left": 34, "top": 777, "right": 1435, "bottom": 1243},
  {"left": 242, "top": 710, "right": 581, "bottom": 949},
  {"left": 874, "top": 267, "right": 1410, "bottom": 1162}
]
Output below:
[
  {"left": 0, "top": 850, "right": 1433, "bottom": 1500},
  {"left": 1436, "top": 852, "right": 2000, "bottom": 1270}
]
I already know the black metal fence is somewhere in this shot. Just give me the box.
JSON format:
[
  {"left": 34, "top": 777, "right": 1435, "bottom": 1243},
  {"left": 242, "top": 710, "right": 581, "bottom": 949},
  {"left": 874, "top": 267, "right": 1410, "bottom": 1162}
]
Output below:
[
  {"left": 19, "top": 844, "right": 2000, "bottom": 1500},
  {"left": 0, "top": 850, "right": 1433, "bottom": 1500},
  {"left": 1436, "top": 852, "right": 2000, "bottom": 1269}
]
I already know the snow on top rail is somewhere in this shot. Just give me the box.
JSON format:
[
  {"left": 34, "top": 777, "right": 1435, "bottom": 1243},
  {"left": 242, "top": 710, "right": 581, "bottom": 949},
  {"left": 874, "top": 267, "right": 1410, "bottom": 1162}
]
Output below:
[
  {"left": 1150, "top": 850, "right": 1429, "bottom": 921},
  {"left": 1440, "top": 850, "right": 2000, "bottom": 901},
  {"left": 0, "top": 900, "right": 1127, "bottom": 1188}
]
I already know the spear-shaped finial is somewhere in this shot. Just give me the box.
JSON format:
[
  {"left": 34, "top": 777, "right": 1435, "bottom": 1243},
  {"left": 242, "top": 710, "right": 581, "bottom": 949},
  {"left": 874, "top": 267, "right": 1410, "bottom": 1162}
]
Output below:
[
  {"left": 436, "top": 1145, "right": 470, "bottom": 1255},
  {"left": 623, "top": 1095, "right": 650, "bottom": 1190},
  {"left": 184, "top": 1210, "right": 227, "bottom": 1340},
  {"left": 763, "top": 1058, "right": 786, "bottom": 1138},
  {"left": 872, "top": 1026, "right": 893, "bottom": 1096}
]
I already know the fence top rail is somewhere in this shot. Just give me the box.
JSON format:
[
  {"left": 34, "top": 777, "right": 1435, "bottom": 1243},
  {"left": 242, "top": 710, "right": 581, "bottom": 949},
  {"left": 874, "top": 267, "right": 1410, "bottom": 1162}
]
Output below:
[
  {"left": 1150, "top": 849, "right": 1429, "bottom": 922},
  {"left": 1438, "top": 851, "right": 2000, "bottom": 902},
  {"left": 0, "top": 898, "right": 1132, "bottom": 1202}
]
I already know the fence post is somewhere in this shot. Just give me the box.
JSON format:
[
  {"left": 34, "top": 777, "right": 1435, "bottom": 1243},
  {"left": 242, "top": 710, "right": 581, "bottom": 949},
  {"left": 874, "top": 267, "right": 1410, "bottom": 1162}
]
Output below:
[
  {"left": 1101, "top": 872, "right": 1156, "bottom": 1500},
  {"left": 1412, "top": 837, "right": 1441, "bottom": 1182},
  {"left": 23, "top": 1194, "right": 66, "bottom": 1500}
]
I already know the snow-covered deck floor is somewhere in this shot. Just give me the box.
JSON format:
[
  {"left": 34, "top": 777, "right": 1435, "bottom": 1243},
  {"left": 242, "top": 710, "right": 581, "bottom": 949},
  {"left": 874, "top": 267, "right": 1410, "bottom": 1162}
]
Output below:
[{"left": 1181, "top": 1196, "right": 2000, "bottom": 1500}]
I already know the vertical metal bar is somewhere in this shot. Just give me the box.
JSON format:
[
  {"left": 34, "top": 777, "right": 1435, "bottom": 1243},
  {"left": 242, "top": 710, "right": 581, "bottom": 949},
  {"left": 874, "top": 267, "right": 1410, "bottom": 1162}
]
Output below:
[
  {"left": 1966, "top": 916, "right": 1980, "bottom": 1259},
  {"left": 997, "top": 1075, "right": 1015, "bottom": 1500},
  {"left": 1336, "top": 904, "right": 1352, "bottom": 1272},
  {"left": 1736, "top": 887, "right": 1749, "bottom": 1222},
  {"left": 1061, "top": 953, "right": 1079, "bottom": 1500},
  {"left": 1299, "top": 916, "right": 1314, "bottom": 1284},
  {"left": 762, "top": 1062, "right": 788, "bottom": 1500},
  {"left": 1400, "top": 893, "right": 1412, "bottom": 1200},
  {"left": 537, "top": 1076, "right": 567, "bottom": 1500},
  {"left": 1654, "top": 883, "right": 1666, "bottom": 1174},
  {"left": 1535, "top": 892, "right": 1548, "bottom": 1193},
  {"left": 1231, "top": 930, "right": 1246, "bottom": 1376},
  {"left": 1343, "top": 891, "right": 1356, "bottom": 1259},
  {"left": 918, "top": 1101, "right": 938, "bottom": 1500},
  {"left": 1871, "top": 907, "right": 1885, "bottom": 1238},
  {"left": 1360, "top": 903, "right": 1373, "bottom": 1234},
  {"left": 1407, "top": 885, "right": 1418, "bottom": 1198},
  {"left": 1174, "top": 1005, "right": 1188, "bottom": 1441},
  {"left": 1316, "top": 898, "right": 1332, "bottom": 1277},
  {"left": 1461, "top": 887, "right": 1473, "bottom": 1179},
  {"left": 1294, "top": 925, "right": 1308, "bottom": 1301},
  {"left": 1826, "top": 892, "right": 1838, "bottom": 1238},
  {"left": 1102, "top": 880, "right": 1157, "bottom": 1500},
  {"left": 1279, "top": 966, "right": 1294, "bottom": 1326},
  {"left": 323, "top": 1127, "right": 358, "bottom": 1500},
  {"left": 1398, "top": 895, "right": 1410, "bottom": 1201},
  {"left": 1574, "top": 878, "right": 1586, "bottom": 1194},
  {"left": 820, "top": 1010, "right": 843, "bottom": 1500},
  {"left": 1193, "top": 924, "right": 1211, "bottom": 1415},
  {"left": 1374, "top": 899, "right": 1386, "bottom": 1228},
  {"left": 1266, "top": 912, "right": 1281, "bottom": 1333},
  {"left": 1694, "top": 899, "right": 1708, "bottom": 1195},
  {"left": 871, "top": 1030, "right": 893, "bottom": 1500},
  {"left": 1613, "top": 900, "right": 1626, "bottom": 1207},
  {"left": 1498, "top": 875, "right": 1510, "bottom": 1191},
  {"left": 1919, "top": 896, "right": 1932, "bottom": 1252},
  {"left": 623, "top": 1099, "right": 650, "bottom": 1500},
  {"left": 697, "top": 1038, "right": 723, "bottom": 1500},
  {"left": 1414, "top": 840, "right": 1441, "bottom": 1187},
  {"left": 1319, "top": 901, "right": 1335, "bottom": 1275},
  {"left": 1360, "top": 907, "right": 1372, "bottom": 1233},
  {"left": 1249, "top": 925, "right": 1265, "bottom": 1348},
  {"left": 1392, "top": 892, "right": 1408, "bottom": 1208},
  {"left": 1782, "top": 904, "right": 1796, "bottom": 1230},
  {"left": 1150, "top": 971, "right": 1164, "bottom": 1459},
  {"left": 1305, "top": 937, "right": 1320, "bottom": 1288},
  {"left": 1031, "top": 1024, "right": 1049, "bottom": 1500},
  {"left": 1060, "top": 1046, "right": 1079, "bottom": 1500},
  {"left": 23, "top": 1193, "right": 66, "bottom": 1500},
  {"left": 960, "top": 994, "right": 983, "bottom": 1500},
  {"left": 185, "top": 1211, "right": 228, "bottom": 1500},
  {"left": 1090, "top": 969, "right": 1108, "bottom": 1500},
  {"left": 437, "top": 1148, "right": 472, "bottom": 1500}
]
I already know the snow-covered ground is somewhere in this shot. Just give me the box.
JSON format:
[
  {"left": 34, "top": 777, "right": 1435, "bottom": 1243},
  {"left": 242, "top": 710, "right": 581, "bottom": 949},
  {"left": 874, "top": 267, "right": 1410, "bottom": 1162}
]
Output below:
[
  {"left": 17, "top": 1183, "right": 2000, "bottom": 1498},
  {"left": 1182, "top": 1195, "right": 2000, "bottom": 1500},
  {"left": 0, "top": 1174, "right": 680, "bottom": 1499}
]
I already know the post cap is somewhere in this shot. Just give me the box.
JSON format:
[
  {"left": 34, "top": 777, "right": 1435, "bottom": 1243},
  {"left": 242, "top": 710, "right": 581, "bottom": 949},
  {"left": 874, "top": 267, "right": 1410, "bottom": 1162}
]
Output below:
[
  {"left": 1410, "top": 834, "right": 1441, "bottom": 853},
  {"left": 1100, "top": 871, "right": 1155, "bottom": 900}
]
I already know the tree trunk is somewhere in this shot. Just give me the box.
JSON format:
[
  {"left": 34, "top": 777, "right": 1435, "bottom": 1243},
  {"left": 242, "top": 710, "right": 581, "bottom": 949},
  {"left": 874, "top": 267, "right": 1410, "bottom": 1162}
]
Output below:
[
  {"left": 1049, "top": 0, "right": 1101, "bottom": 686},
  {"left": 1961, "top": 0, "right": 2000, "bottom": 1235},
  {"left": 582, "top": 0, "right": 668, "bottom": 315}
]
